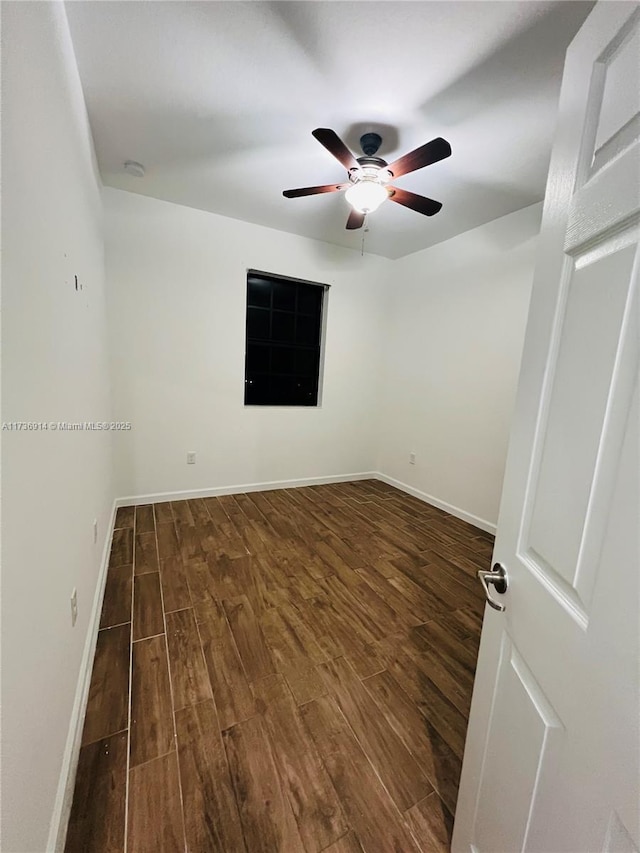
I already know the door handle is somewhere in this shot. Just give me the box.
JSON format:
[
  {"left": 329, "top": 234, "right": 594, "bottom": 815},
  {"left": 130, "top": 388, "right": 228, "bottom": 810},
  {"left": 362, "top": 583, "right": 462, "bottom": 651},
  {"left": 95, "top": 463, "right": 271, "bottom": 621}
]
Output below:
[{"left": 478, "top": 562, "right": 508, "bottom": 612}]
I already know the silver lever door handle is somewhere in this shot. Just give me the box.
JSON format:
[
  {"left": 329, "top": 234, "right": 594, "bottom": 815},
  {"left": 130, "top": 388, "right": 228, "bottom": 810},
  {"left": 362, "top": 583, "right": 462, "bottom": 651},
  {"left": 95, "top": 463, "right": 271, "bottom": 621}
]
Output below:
[{"left": 478, "top": 562, "right": 508, "bottom": 612}]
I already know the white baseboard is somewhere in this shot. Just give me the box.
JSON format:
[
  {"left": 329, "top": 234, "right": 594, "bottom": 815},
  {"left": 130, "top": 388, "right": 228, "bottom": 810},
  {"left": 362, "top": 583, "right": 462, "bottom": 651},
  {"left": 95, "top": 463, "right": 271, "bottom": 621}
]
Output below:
[
  {"left": 114, "top": 470, "right": 496, "bottom": 535},
  {"left": 47, "top": 499, "right": 118, "bottom": 853},
  {"left": 115, "top": 471, "right": 378, "bottom": 507},
  {"left": 374, "top": 472, "right": 497, "bottom": 535}
]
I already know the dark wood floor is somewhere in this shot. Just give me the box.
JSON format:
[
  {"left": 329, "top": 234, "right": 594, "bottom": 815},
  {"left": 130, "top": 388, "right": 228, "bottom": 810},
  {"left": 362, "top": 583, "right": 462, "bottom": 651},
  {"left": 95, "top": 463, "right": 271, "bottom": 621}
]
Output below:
[{"left": 65, "top": 479, "right": 491, "bottom": 853}]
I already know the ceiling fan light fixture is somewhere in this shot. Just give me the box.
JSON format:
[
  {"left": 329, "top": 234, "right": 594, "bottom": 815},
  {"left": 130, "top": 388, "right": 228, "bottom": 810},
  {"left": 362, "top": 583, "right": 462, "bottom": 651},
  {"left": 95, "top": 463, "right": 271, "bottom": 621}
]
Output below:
[
  {"left": 283, "top": 128, "right": 450, "bottom": 230},
  {"left": 345, "top": 179, "right": 388, "bottom": 214}
]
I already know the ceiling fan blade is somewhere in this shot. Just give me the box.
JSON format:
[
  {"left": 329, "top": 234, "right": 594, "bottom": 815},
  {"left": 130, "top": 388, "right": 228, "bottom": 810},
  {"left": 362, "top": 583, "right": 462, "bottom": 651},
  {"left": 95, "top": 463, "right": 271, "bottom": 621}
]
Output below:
[
  {"left": 312, "top": 128, "right": 360, "bottom": 171},
  {"left": 388, "top": 187, "right": 443, "bottom": 216},
  {"left": 385, "top": 137, "right": 451, "bottom": 179},
  {"left": 346, "top": 209, "right": 365, "bottom": 230},
  {"left": 283, "top": 183, "right": 348, "bottom": 198}
]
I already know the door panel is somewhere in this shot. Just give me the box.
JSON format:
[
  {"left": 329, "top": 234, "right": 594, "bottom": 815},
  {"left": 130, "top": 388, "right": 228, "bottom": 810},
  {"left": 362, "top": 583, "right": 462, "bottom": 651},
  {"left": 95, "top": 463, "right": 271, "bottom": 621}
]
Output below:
[
  {"left": 473, "top": 637, "right": 563, "bottom": 853},
  {"left": 452, "top": 4, "right": 640, "bottom": 851},
  {"left": 526, "top": 241, "right": 636, "bottom": 617},
  {"left": 593, "top": 13, "right": 640, "bottom": 153}
]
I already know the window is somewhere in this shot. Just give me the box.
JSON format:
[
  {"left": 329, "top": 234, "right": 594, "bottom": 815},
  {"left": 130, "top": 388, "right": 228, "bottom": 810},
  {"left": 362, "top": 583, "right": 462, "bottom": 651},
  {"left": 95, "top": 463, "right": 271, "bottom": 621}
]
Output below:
[{"left": 244, "top": 270, "right": 326, "bottom": 406}]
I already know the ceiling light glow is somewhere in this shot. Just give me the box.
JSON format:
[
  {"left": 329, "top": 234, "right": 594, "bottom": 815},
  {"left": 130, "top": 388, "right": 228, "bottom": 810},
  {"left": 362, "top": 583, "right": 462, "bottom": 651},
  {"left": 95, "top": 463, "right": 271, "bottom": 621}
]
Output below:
[{"left": 345, "top": 179, "right": 389, "bottom": 214}]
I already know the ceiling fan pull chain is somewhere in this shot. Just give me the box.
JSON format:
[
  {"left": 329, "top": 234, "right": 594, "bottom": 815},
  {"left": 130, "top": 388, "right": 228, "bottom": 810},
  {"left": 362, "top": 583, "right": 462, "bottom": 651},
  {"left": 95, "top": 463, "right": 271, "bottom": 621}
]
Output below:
[{"left": 361, "top": 216, "right": 368, "bottom": 256}]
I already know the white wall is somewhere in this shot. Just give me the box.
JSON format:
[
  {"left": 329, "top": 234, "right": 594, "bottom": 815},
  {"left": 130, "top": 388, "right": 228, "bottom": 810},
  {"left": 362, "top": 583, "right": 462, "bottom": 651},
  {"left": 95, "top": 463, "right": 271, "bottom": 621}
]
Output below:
[
  {"left": 104, "top": 187, "right": 390, "bottom": 498},
  {"left": 1, "top": 4, "right": 114, "bottom": 851},
  {"left": 377, "top": 203, "right": 542, "bottom": 530},
  {"left": 104, "top": 189, "right": 540, "bottom": 527}
]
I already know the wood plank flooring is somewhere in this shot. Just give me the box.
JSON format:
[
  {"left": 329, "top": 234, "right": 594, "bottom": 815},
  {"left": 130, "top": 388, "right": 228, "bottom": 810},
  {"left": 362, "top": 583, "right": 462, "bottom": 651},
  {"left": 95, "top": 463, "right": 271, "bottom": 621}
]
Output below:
[{"left": 65, "top": 480, "right": 490, "bottom": 853}]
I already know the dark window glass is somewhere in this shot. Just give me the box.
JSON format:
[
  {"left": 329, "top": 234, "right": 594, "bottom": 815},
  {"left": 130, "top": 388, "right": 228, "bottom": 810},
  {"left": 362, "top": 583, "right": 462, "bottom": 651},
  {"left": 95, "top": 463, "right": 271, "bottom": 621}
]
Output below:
[
  {"left": 244, "top": 374, "right": 270, "bottom": 405},
  {"left": 247, "top": 306, "right": 270, "bottom": 339},
  {"left": 271, "top": 346, "right": 295, "bottom": 374},
  {"left": 295, "top": 348, "right": 317, "bottom": 376},
  {"left": 295, "top": 313, "right": 318, "bottom": 346},
  {"left": 247, "top": 277, "right": 271, "bottom": 308},
  {"left": 246, "top": 342, "right": 268, "bottom": 373},
  {"left": 245, "top": 272, "right": 324, "bottom": 406},
  {"left": 272, "top": 280, "right": 297, "bottom": 311},
  {"left": 272, "top": 311, "right": 295, "bottom": 342},
  {"left": 294, "top": 376, "right": 317, "bottom": 404},
  {"left": 270, "top": 374, "right": 296, "bottom": 404},
  {"left": 297, "top": 285, "right": 321, "bottom": 315}
]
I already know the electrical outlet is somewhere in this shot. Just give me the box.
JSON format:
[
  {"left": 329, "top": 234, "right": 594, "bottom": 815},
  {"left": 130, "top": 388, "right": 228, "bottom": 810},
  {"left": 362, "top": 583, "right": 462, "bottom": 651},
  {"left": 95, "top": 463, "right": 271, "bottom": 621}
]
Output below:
[
  {"left": 70, "top": 588, "right": 78, "bottom": 627},
  {"left": 409, "top": 451, "right": 416, "bottom": 465},
  {"left": 93, "top": 518, "right": 98, "bottom": 544},
  {"left": 187, "top": 451, "right": 196, "bottom": 465}
]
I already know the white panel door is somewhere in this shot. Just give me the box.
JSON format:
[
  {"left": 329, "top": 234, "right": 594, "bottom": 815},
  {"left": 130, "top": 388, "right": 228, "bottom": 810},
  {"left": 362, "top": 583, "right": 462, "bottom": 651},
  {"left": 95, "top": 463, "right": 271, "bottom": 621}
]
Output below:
[{"left": 452, "top": 3, "right": 640, "bottom": 852}]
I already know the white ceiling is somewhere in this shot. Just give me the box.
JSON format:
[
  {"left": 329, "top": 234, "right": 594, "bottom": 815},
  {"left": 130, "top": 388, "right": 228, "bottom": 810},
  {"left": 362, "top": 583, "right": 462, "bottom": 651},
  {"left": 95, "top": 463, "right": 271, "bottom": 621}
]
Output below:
[{"left": 65, "top": 1, "right": 593, "bottom": 259}]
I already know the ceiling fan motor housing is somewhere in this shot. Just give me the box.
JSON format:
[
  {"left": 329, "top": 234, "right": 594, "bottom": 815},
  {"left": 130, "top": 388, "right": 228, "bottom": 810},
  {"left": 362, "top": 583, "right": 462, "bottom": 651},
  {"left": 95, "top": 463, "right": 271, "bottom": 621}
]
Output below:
[
  {"left": 350, "top": 156, "right": 390, "bottom": 183},
  {"left": 359, "top": 132, "right": 383, "bottom": 156}
]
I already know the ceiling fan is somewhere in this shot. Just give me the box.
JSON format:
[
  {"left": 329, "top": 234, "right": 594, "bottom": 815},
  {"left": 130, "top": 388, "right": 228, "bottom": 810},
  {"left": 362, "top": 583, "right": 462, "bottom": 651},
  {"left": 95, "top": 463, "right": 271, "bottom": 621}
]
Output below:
[{"left": 283, "top": 128, "right": 451, "bottom": 230}]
